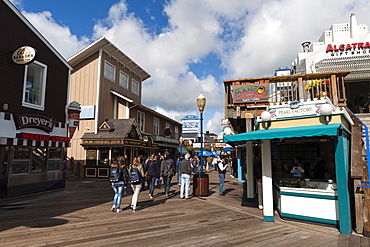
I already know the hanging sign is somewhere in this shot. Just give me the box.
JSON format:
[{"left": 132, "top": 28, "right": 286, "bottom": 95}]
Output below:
[{"left": 12, "top": 46, "right": 37, "bottom": 65}]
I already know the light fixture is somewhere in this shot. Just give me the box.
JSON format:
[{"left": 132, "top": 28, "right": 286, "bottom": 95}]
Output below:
[
  {"left": 196, "top": 92, "right": 206, "bottom": 173},
  {"left": 260, "top": 111, "right": 271, "bottom": 129},
  {"left": 320, "top": 103, "right": 333, "bottom": 123},
  {"left": 3, "top": 103, "right": 8, "bottom": 111}
]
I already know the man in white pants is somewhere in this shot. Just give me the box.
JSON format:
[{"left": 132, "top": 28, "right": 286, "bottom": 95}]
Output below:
[{"left": 180, "top": 153, "right": 192, "bottom": 199}]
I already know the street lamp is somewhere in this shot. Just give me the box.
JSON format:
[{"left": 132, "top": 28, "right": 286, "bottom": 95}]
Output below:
[
  {"left": 320, "top": 103, "right": 333, "bottom": 123},
  {"left": 179, "top": 136, "right": 183, "bottom": 154},
  {"left": 196, "top": 92, "right": 206, "bottom": 173}
]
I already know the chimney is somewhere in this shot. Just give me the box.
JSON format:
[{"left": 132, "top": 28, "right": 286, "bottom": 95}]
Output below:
[{"left": 350, "top": 13, "right": 359, "bottom": 39}]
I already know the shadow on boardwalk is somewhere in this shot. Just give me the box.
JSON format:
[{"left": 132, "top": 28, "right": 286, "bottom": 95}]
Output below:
[{"left": 0, "top": 170, "right": 367, "bottom": 246}]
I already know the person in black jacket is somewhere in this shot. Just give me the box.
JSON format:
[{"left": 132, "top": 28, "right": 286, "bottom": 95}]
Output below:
[
  {"left": 179, "top": 153, "right": 192, "bottom": 199},
  {"left": 145, "top": 154, "right": 160, "bottom": 199},
  {"left": 160, "top": 151, "right": 176, "bottom": 198}
]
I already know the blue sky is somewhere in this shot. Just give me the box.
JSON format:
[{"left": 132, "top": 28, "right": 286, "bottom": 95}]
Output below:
[{"left": 11, "top": 0, "right": 370, "bottom": 134}]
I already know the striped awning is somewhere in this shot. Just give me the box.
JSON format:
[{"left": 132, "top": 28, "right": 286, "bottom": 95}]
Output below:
[{"left": 0, "top": 137, "right": 71, "bottom": 148}]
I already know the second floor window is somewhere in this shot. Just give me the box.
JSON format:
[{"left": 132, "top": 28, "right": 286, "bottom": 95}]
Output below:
[
  {"left": 23, "top": 61, "right": 47, "bottom": 110},
  {"left": 104, "top": 61, "right": 115, "bottom": 82},
  {"left": 119, "top": 71, "right": 128, "bottom": 89},
  {"left": 154, "top": 118, "right": 159, "bottom": 135},
  {"left": 132, "top": 79, "right": 139, "bottom": 95},
  {"left": 137, "top": 111, "right": 145, "bottom": 132}
]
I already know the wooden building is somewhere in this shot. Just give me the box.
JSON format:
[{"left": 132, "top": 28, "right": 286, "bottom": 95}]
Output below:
[
  {"left": 0, "top": 0, "right": 72, "bottom": 198},
  {"left": 67, "top": 37, "right": 181, "bottom": 177},
  {"left": 223, "top": 71, "right": 370, "bottom": 235}
]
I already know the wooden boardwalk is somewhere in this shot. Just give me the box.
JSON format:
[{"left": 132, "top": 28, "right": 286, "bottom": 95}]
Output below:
[{"left": 0, "top": 171, "right": 368, "bottom": 246}]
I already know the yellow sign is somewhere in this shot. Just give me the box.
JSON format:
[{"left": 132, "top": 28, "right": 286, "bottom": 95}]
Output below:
[{"left": 84, "top": 140, "right": 121, "bottom": 144}]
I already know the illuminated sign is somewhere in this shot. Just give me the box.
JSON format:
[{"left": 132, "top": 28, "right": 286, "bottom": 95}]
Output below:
[
  {"left": 12, "top": 46, "right": 37, "bottom": 65},
  {"left": 21, "top": 133, "right": 70, "bottom": 142},
  {"left": 232, "top": 84, "right": 270, "bottom": 103}
]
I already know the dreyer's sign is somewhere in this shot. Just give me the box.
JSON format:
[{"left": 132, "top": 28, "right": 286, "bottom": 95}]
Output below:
[
  {"left": 232, "top": 84, "right": 270, "bottom": 103},
  {"left": 15, "top": 114, "right": 55, "bottom": 133}
]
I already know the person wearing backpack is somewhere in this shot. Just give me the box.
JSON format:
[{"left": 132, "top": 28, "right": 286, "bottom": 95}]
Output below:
[
  {"left": 110, "top": 159, "right": 129, "bottom": 213},
  {"left": 128, "top": 157, "right": 145, "bottom": 212},
  {"left": 160, "top": 151, "right": 176, "bottom": 198}
]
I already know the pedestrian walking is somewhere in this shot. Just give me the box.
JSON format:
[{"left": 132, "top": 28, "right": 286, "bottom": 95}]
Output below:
[
  {"left": 176, "top": 154, "right": 184, "bottom": 185},
  {"left": 129, "top": 157, "right": 145, "bottom": 212},
  {"left": 217, "top": 157, "right": 228, "bottom": 196},
  {"left": 179, "top": 153, "right": 192, "bottom": 199},
  {"left": 160, "top": 151, "right": 176, "bottom": 198},
  {"left": 145, "top": 154, "right": 160, "bottom": 199},
  {"left": 110, "top": 158, "right": 129, "bottom": 213}
]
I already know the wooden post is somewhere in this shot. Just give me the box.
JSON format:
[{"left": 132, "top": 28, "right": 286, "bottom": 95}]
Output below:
[
  {"left": 261, "top": 139, "right": 274, "bottom": 222},
  {"left": 246, "top": 141, "right": 254, "bottom": 200}
]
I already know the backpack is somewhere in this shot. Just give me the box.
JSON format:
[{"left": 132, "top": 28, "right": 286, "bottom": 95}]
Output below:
[
  {"left": 109, "top": 167, "right": 121, "bottom": 182},
  {"left": 129, "top": 168, "right": 141, "bottom": 183}
]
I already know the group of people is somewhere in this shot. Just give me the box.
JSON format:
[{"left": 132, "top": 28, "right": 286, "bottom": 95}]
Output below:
[{"left": 110, "top": 152, "right": 234, "bottom": 212}]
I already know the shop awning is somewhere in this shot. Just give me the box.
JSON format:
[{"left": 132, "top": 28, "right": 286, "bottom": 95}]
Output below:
[
  {"left": 177, "top": 147, "right": 188, "bottom": 154},
  {"left": 224, "top": 123, "right": 343, "bottom": 144}
]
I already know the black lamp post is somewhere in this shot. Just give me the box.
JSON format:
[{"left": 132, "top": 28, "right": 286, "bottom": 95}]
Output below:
[{"left": 196, "top": 92, "right": 206, "bottom": 174}]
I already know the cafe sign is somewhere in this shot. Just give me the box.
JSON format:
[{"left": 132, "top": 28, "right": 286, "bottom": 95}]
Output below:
[
  {"left": 14, "top": 114, "right": 54, "bottom": 133},
  {"left": 232, "top": 83, "right": 270, "bottom": 103},
  {"left": 12, "top": 46, "right": 37, "bottom": 65}
]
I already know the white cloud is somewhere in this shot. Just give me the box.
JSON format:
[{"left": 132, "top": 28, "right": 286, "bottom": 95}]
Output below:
[
  {"left": 206, "top": 111, "right": 224, "bottom": 134},
  {"left": 21, "top": 10, "right": 90, "bottom": 59},
  {"left": 14, "top": 0, "right": 370, "bottom": 135}
]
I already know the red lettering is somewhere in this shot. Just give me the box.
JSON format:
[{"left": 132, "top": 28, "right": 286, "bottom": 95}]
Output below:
[
  {"left": 333, "top": 45, "right": 339, "bottom": 51},
  {"left": 365, "top": 42, "right": 370, "bottom": 48},
  {"left": 51, "top": 136, "right": 71, "bottom": 142},
  {"left": 346, "top": 44, "right": 352, "bottom": 50},
  {"left": 326, "top": 44, "right": 334, "bottom": 52},
  {"left": 339, "top": 44, "right": 345, "bottom": 50},
  {"left": 352, "top": 43, "right": 358, "bottom": 48},
  {"left": 358, "top": 42, "right": 364, "bottom": 49}
]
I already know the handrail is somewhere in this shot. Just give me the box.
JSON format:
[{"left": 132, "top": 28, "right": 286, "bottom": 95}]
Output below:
[
  {"left": 66, "top": 155, "right": 80, "bottom": 166},
  {"left": 347, "top": 108, "right": 370, "bottom": 188}
]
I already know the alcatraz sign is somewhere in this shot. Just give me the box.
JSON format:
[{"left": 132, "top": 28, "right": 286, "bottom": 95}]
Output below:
[
  {"left": 15, "top": 114, "right": 54, "bottom": 133},
  {"left": 326, "top": 42, "right": 370, "bottom": 57}
]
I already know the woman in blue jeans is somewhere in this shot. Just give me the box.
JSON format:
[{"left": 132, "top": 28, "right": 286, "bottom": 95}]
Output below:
[{"left": 110, "top": 159, "right": 129, "bottom": 212}]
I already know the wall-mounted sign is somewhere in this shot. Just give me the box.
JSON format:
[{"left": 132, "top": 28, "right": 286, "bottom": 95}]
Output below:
[
  {"left": 124, "top": 140, "right": 143, "bottom": 146},
  {"left": 326, "top": 42, "right": 370, "bottom": 57},
  {"left": 21, "top": 133, "right": 70, "bottom": 142},
  {"left": 164, "top": 128, "right": 172, "bottom": 136},
  {"left": 270, "top": 101, "right": 319, "bottom": 120},
  {"left": 80, "top": 105, "right": 95, "bottom": 119},
  {"left": 14, "top": 114, "right": 54, "bottom": 133},
  {"left": 232, "top": 83, "right": 270, "bottom": 103},
  {"left": 83, "top": 140, "right": 122, "bottom": 144},
  {"left": 12, "top": 46, "right": 37, "bottom": 65}
]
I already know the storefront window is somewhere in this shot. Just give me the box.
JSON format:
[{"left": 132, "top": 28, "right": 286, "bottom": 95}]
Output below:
[
  {"left": 31, "top": 147, "right": 46, "bottom": 173},
  {"left": 273, "top": 139, "right": 336, "bottom": 190},
  {"left": 48, "top": 148, "right": 62, "bottom": 171},
  {"left": 23, "top": 61, "right": 47, "bottom": 110},
  {"left": 12, "top": 147, "right": 30, "bottom": 174},
  {"left": 100, "top": 148, "right": 109, "bottom": 165}
]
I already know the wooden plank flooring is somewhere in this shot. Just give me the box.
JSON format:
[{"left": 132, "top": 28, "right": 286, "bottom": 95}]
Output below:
[{"left": 0, "top": 171, "right": 368, "bottom": 246}]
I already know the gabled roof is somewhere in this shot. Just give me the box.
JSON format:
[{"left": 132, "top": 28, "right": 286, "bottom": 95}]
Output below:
[
  {"left": 68, "top": 37, "right": 151, "bottom": 81},
  {"left": 3, "top": 0, "right": 72, "bottom": 70},
  {"left": 81, "top": 118, "right": 142, "bottom": 140}
]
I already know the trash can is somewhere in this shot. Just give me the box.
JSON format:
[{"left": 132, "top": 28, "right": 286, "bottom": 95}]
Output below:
[{"left": 193, "top": 173, "right": 209, "bottom": 196}]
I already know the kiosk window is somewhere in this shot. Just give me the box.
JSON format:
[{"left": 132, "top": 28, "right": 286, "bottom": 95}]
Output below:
[
  {"left": 48, "top": 148, "right": 62, "bottom": 171},
  {"left": 31, "top": 147, "right": 46, "bottom": 173},
  {"left": 12, "top": 147, "right": 30, "bottom": 174}
]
